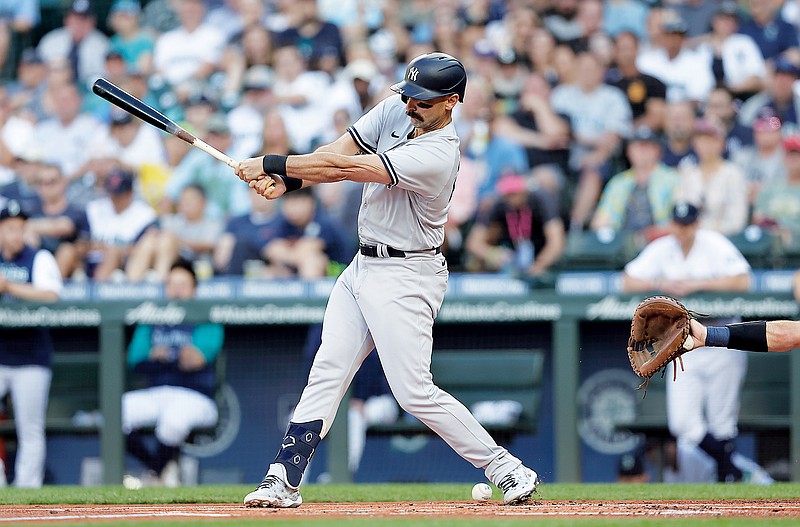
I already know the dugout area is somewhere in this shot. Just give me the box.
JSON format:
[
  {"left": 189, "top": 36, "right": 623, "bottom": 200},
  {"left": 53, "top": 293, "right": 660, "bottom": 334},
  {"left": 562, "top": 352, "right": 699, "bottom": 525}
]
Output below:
[{"left": 0, "top": 292, "right": 797, "bottom": 487}]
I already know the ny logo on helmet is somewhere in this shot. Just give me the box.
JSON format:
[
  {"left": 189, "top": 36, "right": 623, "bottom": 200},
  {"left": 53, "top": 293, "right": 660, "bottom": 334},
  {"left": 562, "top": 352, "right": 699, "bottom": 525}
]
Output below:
[{"left": 408, "top": 67, "right": 420, "bottom": 81}]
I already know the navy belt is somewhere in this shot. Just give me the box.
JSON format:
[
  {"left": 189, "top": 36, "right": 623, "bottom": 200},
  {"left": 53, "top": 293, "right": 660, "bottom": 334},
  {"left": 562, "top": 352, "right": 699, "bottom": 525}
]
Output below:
[{"left": 359, "top": 244, "right": 441, "bottom": 258}]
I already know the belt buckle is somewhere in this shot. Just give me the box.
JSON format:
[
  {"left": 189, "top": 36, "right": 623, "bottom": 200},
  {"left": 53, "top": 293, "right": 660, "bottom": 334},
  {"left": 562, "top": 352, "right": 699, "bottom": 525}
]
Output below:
[{"left": 376, "top": 243, "right": 390, "bottom": 258}]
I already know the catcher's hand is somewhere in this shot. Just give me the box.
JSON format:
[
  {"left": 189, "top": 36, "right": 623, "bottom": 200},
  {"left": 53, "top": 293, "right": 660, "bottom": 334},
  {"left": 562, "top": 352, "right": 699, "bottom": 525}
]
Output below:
[{"left": 627, "top": 295, "right": 706, "bottom": 394}]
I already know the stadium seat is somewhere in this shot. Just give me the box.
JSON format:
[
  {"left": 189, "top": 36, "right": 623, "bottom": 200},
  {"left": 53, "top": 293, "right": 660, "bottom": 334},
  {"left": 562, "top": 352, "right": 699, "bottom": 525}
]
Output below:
[
  {"left": 727, "top": 226, "right": 779, "bottom": 270},
  {"left": 777, "top": 230, "right": 800, "bottom": 269},
  {"left": 368, "top": 349, "right": 545, "bottom": 437},
  {"left": 557, "top": 230, "right": 631, "bottom": 271}
]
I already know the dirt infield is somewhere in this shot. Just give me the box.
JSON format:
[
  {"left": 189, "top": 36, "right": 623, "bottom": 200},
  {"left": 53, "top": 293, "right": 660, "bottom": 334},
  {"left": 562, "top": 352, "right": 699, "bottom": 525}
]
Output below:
[{"left": 1, "top": 500, "right": 800, "bottom": 523}]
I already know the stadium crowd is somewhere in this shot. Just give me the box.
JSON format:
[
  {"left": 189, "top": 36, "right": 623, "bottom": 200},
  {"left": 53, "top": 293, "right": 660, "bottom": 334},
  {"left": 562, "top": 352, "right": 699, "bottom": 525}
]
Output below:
[{"left": 1, "top": 0, "right": 800, "bottom": 283}]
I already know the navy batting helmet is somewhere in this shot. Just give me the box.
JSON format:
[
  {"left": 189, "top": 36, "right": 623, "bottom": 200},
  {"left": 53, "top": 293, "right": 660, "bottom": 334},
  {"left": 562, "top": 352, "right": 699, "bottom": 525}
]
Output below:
[{"left": 391, "top": 52, "right": 467, "bottom": 103}]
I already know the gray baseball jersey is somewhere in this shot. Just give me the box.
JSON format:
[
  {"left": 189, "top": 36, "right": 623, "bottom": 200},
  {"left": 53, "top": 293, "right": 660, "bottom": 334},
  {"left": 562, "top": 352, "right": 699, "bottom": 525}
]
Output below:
[
  {"left": 290, "top": 94, "right": 524, "bottom": 486},
  {"left": 347, "top": 95, "right": 459, "bottom": 251}
]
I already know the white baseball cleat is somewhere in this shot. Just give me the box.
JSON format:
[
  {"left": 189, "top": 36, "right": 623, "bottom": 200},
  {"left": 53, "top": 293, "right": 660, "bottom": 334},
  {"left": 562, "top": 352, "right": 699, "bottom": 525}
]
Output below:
[
  {"left": 498, "top": 464, "right": 539, "bottom": 505},
  {"left": 243, "top": 464, "right": 302, "bottom": 508}
]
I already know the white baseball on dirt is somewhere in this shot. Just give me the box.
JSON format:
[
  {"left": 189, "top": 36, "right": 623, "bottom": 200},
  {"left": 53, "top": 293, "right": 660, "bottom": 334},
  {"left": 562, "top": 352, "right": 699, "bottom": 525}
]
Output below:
[{"left": 471, "top": 482, "right": 492, "bottom": 501}]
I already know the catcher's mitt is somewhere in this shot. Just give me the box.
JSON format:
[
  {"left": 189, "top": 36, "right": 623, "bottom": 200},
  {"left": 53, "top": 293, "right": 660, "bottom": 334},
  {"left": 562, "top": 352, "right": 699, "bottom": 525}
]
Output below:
[{"left": 627, "top": 295, "right": 705, "bottom": 395}]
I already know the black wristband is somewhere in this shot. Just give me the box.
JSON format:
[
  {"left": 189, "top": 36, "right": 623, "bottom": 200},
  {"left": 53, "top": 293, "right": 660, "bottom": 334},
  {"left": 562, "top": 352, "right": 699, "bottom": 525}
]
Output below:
[
  {"left": 727, "top": 321, "right": 768, "bottom": 353},
  {"left": 262, "top": 154, "right": 288, "bottom": 176},
  {"left": 280, "top": 175, "right": 303, "bottom": 193}
]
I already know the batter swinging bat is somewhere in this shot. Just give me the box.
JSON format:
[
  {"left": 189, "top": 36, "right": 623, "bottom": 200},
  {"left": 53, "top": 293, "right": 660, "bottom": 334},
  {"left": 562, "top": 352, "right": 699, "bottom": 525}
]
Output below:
[{"left": 92, "top": 78, "right": 237, "bottom": 169}]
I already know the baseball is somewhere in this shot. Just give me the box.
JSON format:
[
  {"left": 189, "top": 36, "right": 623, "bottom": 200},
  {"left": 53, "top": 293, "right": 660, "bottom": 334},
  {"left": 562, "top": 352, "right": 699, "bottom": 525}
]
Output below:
[{"left": 471, "top": 482, "right": 492, "bottom": 501}]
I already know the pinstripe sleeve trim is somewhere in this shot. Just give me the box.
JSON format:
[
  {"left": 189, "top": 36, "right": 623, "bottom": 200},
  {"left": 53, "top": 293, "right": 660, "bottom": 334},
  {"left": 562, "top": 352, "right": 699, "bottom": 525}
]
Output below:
[
  {"left": 378, "top": 153, "right": 399, "bottom": 188},
  {"left": 346, "top": 127, "right": 376, "bottom": 154}
]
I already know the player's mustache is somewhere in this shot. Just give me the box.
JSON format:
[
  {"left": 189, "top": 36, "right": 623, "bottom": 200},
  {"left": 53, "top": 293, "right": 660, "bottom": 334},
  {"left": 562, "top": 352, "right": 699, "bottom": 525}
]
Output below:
[{"left": 406, "top": 110, "right": 422, "bottom": 121}]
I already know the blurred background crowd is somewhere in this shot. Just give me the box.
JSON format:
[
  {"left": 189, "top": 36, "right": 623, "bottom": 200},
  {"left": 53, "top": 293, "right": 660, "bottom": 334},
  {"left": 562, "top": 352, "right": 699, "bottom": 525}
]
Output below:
[{"left": 2, "top": 0, "right": 800, "bottom": 284}]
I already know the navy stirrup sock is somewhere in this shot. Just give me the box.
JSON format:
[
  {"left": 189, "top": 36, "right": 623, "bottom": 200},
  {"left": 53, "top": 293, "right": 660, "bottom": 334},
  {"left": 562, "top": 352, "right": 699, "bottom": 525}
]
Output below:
[{"left": 274, "top": 420, "right": 323, "bottom": 488}]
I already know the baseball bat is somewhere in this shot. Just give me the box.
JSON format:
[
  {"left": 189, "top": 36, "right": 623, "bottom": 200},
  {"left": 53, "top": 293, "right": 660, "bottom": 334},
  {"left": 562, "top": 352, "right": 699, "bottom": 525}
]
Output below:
[{"left": 92, "top": 78, "right": 237, "bottom": 169}]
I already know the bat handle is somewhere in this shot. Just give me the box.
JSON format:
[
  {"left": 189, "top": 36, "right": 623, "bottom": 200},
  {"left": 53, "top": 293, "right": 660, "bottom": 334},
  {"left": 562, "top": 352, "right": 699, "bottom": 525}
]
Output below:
[{"left": 192, "top": 137, "right": 238, "bottom": 169}]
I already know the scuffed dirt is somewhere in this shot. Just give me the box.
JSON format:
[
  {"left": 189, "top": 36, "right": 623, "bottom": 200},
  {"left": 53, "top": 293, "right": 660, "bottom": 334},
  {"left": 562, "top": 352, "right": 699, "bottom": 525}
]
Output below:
[{"left": 1, "top": 499, "right": 799, "bottom": 523}]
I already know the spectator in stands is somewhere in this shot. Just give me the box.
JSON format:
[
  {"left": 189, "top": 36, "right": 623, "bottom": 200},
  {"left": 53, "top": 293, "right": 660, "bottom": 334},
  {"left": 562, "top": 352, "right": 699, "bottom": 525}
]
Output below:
[
  {"left": 272, "top": 45, "right": 335, "bottom": 153},
  {"left": 37, "top": 0, "right": 109, "bottom": 91},
  {"left": 152, "top": 0, "right": 225, "bottom": 99},
  {"left": 264, "top": 187, "right": 350, "bottom": 279},
  {"left": 213, "top": 189, "right": 281, "bottom": 277},
  {"left": 327, "top": 59, "right": 383, "bottom": 126},
  {"left": 34, "top": 81, "right": 109, "bottom": 181},
  {"left": 0, "top": 200, "right": 62, "bottom": 488},
  {"left": 542, "top": 0, "right": 580, "bottom": 46},
  {"left": 577, "top": 0, "right": 612, "bottom": 60},
  {"left": 127, "top": 184, "right": 223, "bottom": 282},
  {"left": 25, "top": 163, "right": 89, "bottom": 280},
  {"left": 108, "top": 0, "right": 154, "bottom": 77},
  {"left": 108, "top": 110, "right": 167, "bottom": 174},
  {"left": 84, "top": 167, "right": 156, "bottom": 281},
  {"left": 701, "top": 86, "right": 755, "bottom": 155},
  {"left": 694, "top": 2, "right": 766, "bottom": 101},
  {"left": 731, "top": 110, "right": 787, "bottom": 206},
  {"left": 461, "top": 78, "right": 526, "bottom": 205},
  {"left": 738, "top": 57, "right": 800, "bottom": 132},
  {"left": 6, "top": 48, "right": 48, "bottom": 121},
  {"left": 140, "top": 0, "right": 179, "bottom": 35},
  {"left": 221, "top": 22, "right": 273, "bottom": 101},
  {"left": 180, "top": 90, "right": 217, "bottom": 138},
  {"left": 491, "top": 49, "right": 528, "bottom": 111},
  {"left": 123, "top": 259, "right": 223, "bottom": 487},
  {"left": 0, "top": 0, "right": 39, "bottom": 80},
  {"left": 164, "top": 114, "right": 250, "bottom": 219},
  {"left": 621, "top": 201, "right": 752, "bottom": 484},
  {"left": 636, "top": 17, "right": 715, "bottom": 104},
  {"left": 661, "top": 100, "right": 698, "bottom": 169},
  {"left": 465, "top": 173, "right": 565, "bottom": 277},
  {"left": 227, "top": 66, "right": 276, "bottom": 161},
  {"left": 642, "top": 5, "right": 668, "bottom": 52},
  {"left": 550, "top": 50, "right": 632, "bottom": 230},
  {"left": 738, "top": 0, "right": 800, "bottom": 63},
  {"left": 206, "top": 0, "right": 266, "bottom": 42},
  {"left": 676, "top": 118, "right": 749, "bottom": 236},
  {"left": 550, "top": 43, "right": 579, "bottom": 87},
  {"left": 273, "top": 0, "right": 346, "bottom": 72},
  {"left": 782, "top": 0, "right": 800, "bottom": 29},
  {"left": 0, "top": 149, "right": 40, "bottom": 215},
  {"left": 590, "top": 126, "right": 678, "bottom": 241},
  {"left": 752, "top": 134, "right": 800, "bottom": 241},
  {"left": 499, "top": 3, "right": 541, "bottom": 65},
  {"left": 140, "top": 122, "right": 194, "bottom": 214},
  {"left": 493, "top": 72, "right": 570, "bottom": 201},
  {"left": 607, "top": 31, "right": 667, "bottom": 133},
  {"left": 254, "top": 109, "right": 298, "bottom": 160},
  {"left": 102, "top": 50, "right": 131, "bottom": 88},
  {"left": 0, "top": 85, "right": 35, "bottom": 186},
  {"left": 526, "top": 28, "right": 561, "bottom": 86}
]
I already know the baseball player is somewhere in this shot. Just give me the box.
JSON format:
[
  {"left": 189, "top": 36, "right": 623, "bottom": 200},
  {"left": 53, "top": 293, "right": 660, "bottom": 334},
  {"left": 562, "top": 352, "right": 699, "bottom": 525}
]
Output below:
[
  {"left": 622, "top": 201, "right": 751, "bottom": 483},
  {"left": 123, "top": 259, "right": 223, "bottom": 487},
  {"left": 236, "top": 52, "right": 539, "bottom": 508},
  {"left": 0, "top": 200, "right": 63, "bottom": 488}
]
